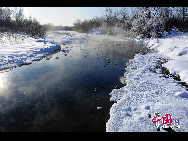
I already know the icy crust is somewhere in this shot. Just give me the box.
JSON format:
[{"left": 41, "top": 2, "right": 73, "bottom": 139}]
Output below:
[
  {"left": 0, "top": 34, "right": 61, "bottom": 70},
  {"left": 107, "top": 53, "right": 188, "bottom": 132}
]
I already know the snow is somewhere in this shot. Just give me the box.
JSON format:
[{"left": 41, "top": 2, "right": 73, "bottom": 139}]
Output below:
[
  {"left": 97, "top": 107, "right": 103, "bottom": 110},
  {"left": 0, "top": 30, "right": 107, "bottom": 72},
  {"left": 0, "top": 30, "right": 88, "bottom": 71},
  {"left": 0, "top": 33, "right": 61, "bottom": 71},
  {"left": 45, "top": 29, "right": 188, "bottom": 132},
  {"left": 142, "top": 30, "right": 188, "bottom": 84},
  {"left": 107, "top": 29, "right": 188, "bottom": 132},
  {"left": 107, "top": 53, "right": 188, "bottom": 132},
  {"left": 88, "top": 28, "right": 104, "bottom": 35},
  {"left": 2, "top": 29, "right": 188, "bottom": 132}
]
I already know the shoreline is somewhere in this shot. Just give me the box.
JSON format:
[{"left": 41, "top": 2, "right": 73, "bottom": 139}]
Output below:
[{"left": 106, "top": 31, "right": 188, "bottom": 132}]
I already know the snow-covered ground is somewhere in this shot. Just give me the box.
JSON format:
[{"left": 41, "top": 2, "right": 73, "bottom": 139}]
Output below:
[
  {"left": 0, "top": 33, "right": 61, "bottom": 71},
  {"left": 0, "top": 30, "right": 89, "bottom": 71},
  {"left": 107, "top": 29, "right": 188, "bottom": 132},
  {"left": 143, "top": 29, "right": 188, "bottom": 84}
]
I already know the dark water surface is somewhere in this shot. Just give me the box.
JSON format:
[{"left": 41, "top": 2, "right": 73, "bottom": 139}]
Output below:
[{"left": 0, "top": 39, "right": 142, "bottom": 132}]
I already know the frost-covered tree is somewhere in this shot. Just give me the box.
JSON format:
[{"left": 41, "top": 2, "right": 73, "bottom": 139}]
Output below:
[
  {"left": 72, "top": 7, "right": 188, "bottom": 38},
  {"left": 0, "top": 7, "right": 13, "bottom": 29}
]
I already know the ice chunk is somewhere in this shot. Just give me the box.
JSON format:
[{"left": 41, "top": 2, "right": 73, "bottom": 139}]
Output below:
[{"left": 97, "top": 107, "right": 102, "bottom": 110}]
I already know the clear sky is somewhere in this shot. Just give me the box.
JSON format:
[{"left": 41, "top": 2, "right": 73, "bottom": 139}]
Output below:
[{"left": 23, "top": 7, "right": 125, "bottom": 26}]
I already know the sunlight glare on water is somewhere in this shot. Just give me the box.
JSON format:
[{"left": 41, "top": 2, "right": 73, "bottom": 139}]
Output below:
[{"left": 0, "top": 72, "right": 8, "bottom": 94}]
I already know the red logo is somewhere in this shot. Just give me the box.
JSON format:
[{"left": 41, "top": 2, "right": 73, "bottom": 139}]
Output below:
[{"left": 152, "top": 113, "right": 172, "bottom": 125}]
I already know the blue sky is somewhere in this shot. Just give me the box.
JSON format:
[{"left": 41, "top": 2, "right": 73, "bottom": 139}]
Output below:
[{"left": 23, "top": 7, "right": 127, "bottom": 26}]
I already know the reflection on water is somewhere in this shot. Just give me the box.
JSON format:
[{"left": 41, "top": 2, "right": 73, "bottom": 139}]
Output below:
[
  {"left": 0, "top": 37, "right": 146, "bottom": 132},
  {"left": 0, "top": 73, "right": 9, "bottom": 97},
  {"left": 0, "top": 74, "right": 5, "bottom": 89}
]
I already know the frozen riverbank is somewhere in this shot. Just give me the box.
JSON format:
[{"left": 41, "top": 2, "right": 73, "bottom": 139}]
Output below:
[
  {"left": 143, "top": 29, "right": 188, "bottom": 85},
  {"left": 107, "top": 30, "right": 188, "bottom": 132},
  {"left": 0, "top": 33, "right": 61, "bottom": 71}
]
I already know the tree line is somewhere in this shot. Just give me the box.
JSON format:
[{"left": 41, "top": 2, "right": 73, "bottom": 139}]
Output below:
[
  {"left": 0, "top": 7, "right": 47, "bottom": 37},
  {"left": 73, "top": 7, "right": 188, "bottom": 38}
]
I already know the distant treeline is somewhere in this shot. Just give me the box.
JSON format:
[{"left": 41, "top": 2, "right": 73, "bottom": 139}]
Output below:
[
  {"left": 73, "top": 7, "right": 188, "bottom": 38},
  {"left": 54, "top": 26, "right": 73, "bottom": 31},
  {"left": 0, "top": 7, "right": 48, "bottom": 37}
]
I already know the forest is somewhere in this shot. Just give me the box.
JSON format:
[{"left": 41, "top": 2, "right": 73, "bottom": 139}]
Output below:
[
  {"left": 73, "top": 7, "right": 188, "bottom": 38},
  {"left": 0, "top": 7, "right": 48, "bottom": 37}
]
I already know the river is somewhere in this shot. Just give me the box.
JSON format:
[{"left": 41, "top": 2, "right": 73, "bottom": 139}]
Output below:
[{"left": 0, "top": 35, "right": 146, "bottom": 132}]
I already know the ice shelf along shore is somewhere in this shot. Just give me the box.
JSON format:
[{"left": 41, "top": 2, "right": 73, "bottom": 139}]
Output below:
[{"left": 107, "top": 29, "right": 188, "bottom": 132}]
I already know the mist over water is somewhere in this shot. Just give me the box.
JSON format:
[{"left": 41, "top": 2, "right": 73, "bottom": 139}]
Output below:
[{"left": 0, "top": 36, "right": 147, "bottom": 131}]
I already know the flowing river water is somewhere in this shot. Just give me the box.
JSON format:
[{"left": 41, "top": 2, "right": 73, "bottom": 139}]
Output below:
[{"left": 0, "top": 36, "right": 147, "bottom": 132}]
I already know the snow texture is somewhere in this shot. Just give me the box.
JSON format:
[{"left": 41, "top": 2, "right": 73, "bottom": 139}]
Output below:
[
  {"left": 0, "top": 33, "right": 61, "bottom": 71},
  {"left": 107, "top": 29, "right": 188, "bottom": 132},
  {"left": 0, "top": 30, "right": 116, "bottom": 72},
  {"left": 142, "top": 29, "right": 188, "bottom": 84},
  {"left": 107, "top": 53, "right": 188, "bottom": 132}
]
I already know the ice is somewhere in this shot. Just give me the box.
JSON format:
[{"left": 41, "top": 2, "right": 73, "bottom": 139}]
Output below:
[{"left": 97, "top": 107, "right": 103, "bottom": 110}]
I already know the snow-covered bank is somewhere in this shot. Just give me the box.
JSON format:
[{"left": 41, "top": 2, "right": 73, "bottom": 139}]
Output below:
[
  {"left": 0, "top": 30, "right": 124, "bottom": 72},
  {"left": 143, "top": 30, "right": 188, "bottom": 84},
  {"left": 107, "top": 53, "right": 188, "bottom": 132},
  {"left": 0, "top": 30, "right": 89, "bottom": 71},
  {"left": 107, "top": 30, "right": 188, "bottom": 132},
  {"left": 0, "top": 33, "right": 61, "bottom": 71}
]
